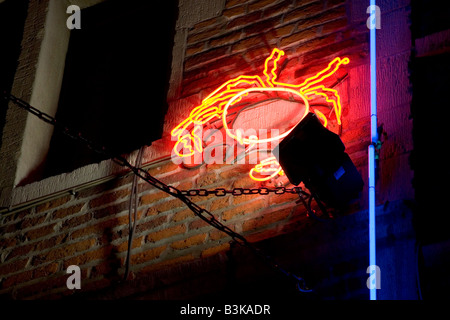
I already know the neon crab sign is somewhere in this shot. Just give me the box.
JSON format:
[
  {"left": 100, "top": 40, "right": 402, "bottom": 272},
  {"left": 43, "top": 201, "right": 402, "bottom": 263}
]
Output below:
[{"left": 171, "top": 48, "right": 349, "bottom": 181}]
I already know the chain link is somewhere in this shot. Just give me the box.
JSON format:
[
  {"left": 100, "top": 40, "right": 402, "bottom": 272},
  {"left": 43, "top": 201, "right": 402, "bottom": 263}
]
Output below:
[{"left": 3, "top": 92, "right": 312, "bottom": 292}]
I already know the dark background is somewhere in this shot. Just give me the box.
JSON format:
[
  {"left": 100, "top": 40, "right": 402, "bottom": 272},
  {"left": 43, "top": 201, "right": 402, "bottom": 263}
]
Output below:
[{"left": 0, "top": 0, "right": 28, "bottom": 145}]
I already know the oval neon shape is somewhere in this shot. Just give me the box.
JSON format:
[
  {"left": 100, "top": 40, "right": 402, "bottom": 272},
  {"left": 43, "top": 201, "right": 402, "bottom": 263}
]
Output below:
[{"left": 221, "top": 87, "right": 310, "bottom": 145}]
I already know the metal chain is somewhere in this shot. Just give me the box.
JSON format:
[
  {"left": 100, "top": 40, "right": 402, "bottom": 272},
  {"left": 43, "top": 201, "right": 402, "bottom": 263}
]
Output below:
[
  {"left": 179, "top": 186, "right": 307, "bottom": 197},
  {"left": 3, "top": 92, "right": 312, "bottom": 292}
]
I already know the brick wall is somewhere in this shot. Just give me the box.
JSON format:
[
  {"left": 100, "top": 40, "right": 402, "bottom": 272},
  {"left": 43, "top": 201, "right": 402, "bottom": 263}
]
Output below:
[{"left": 0, "top": 0, "right": 416, "bottom": 300}]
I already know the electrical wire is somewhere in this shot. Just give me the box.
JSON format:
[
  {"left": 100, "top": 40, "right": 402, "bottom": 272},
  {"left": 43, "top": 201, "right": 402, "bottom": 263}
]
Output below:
[{"left": 123, "top": 146, "right": 144, "bottom": 281}]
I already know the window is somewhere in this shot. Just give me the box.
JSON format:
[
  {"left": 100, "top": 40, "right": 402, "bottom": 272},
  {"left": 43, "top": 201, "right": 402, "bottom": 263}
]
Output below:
[{"left": 42, "top": 0, "right": 178, "bottom": 178}]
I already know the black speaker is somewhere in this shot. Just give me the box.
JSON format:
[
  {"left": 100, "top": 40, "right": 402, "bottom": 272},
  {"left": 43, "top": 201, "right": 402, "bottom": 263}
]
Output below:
[{"left": 273, "top": 112, "right": 364, "bottom": 208}]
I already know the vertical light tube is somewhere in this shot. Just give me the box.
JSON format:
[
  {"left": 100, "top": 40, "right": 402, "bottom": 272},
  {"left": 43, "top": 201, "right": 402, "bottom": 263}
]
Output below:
[
  {"left": 369, "top": 0, "right": 378, "bottom": 301},
  {"left": 368, "top": 145, "right": 376, "bottom": 300}
]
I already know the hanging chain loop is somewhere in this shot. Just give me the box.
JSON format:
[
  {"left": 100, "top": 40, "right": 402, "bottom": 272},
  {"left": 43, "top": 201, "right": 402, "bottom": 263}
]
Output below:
[{"left": 2, "top": 92, "right": 312, "bottom": 293}]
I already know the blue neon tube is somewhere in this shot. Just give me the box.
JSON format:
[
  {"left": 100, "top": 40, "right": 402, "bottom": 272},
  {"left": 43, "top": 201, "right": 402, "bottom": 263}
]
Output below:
[{"left": 368, "top": 0, "right": 378, "bottom": 301}]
